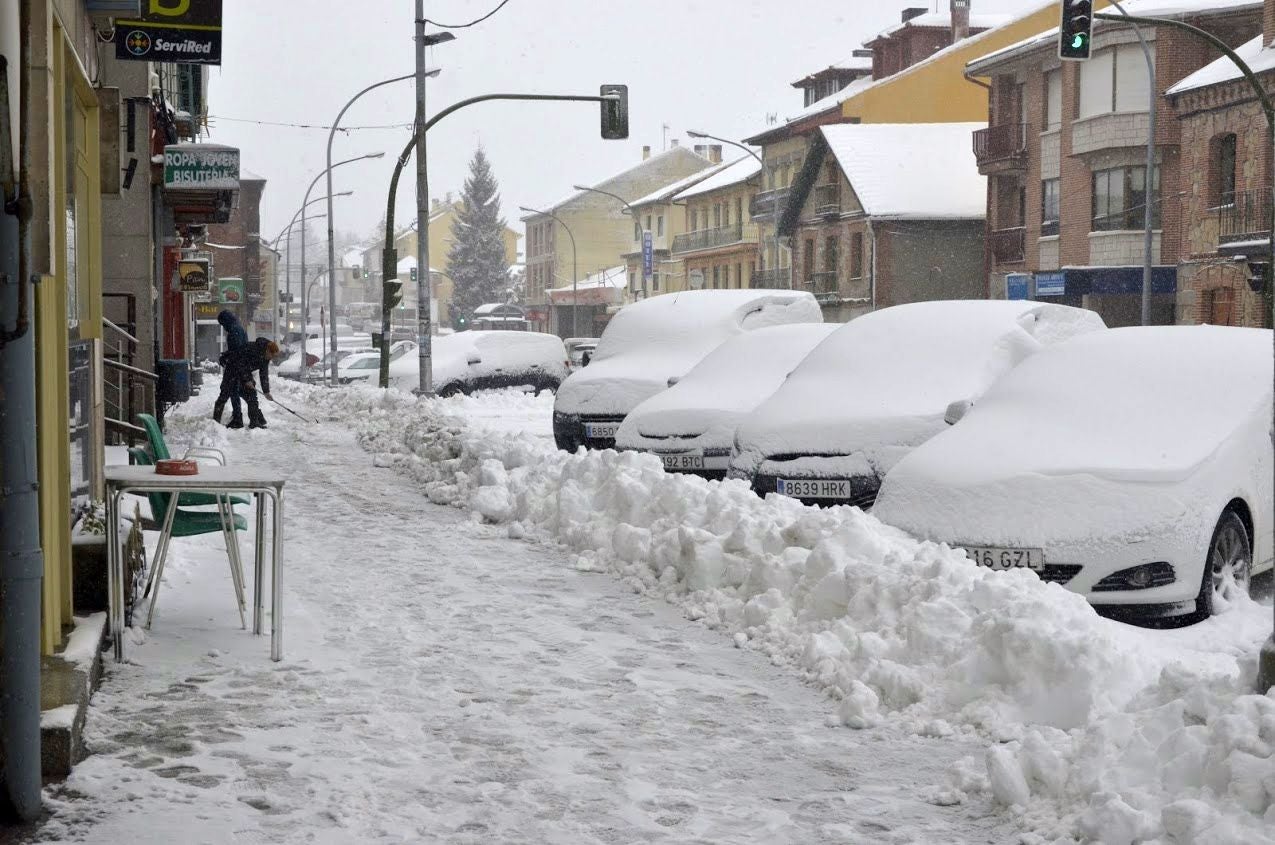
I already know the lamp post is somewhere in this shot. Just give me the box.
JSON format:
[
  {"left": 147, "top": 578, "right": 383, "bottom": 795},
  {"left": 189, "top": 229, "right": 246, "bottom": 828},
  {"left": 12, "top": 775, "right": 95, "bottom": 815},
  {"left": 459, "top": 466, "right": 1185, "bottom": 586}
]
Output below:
[
  {"left": 273, "top": 192, "right": 350, "bottom": 341},
  {"left": 572, "top": 183, "right": 646, "bottom": 298},
  {"left": 520, "top": 205, "right": 578, "bottom": 337},
  {"left": 324, "top": 71, "right": 421, "bottom": 387},
  {"left": 688, "top": 129, "right": 778, "bottom": 288},
  {"left": 413, "top": 15, "right": 457, "bottom": 395},
  {"left": 300, "top": 152, "right": 384, "bottom": 379}
]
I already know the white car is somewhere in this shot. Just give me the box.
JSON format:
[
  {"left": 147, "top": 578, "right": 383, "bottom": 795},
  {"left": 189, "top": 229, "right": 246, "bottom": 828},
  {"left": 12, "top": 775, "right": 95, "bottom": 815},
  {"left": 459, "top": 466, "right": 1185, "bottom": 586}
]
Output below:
[
  {"left": 615, "top": 323, "right": 839, "bottom": 478},
  {"left": 553, "top": 289, "right": 823, "bottom": 451},
  {"left": 362, "top": 331, "right": 568, "bottom": 395},
  {"left": 728, "top": 300, "right": 1106, "bottom": 507},
  {"left": 873, "top": 326, "right": 1273, "bottom": 622},
  {"left": 335, "top": 341, "right": 416, "bottom": 385}
]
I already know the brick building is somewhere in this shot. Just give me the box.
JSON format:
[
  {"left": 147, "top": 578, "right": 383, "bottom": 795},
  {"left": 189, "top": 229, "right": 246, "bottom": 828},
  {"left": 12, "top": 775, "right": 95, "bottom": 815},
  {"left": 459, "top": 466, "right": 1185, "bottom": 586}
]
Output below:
[
  {"left": 782, "top": 123, "right": 988, "bottom": 322},
  {"left": 1167, "top": 0, "right": 1275, "bottom": 327},
  {"left": 205, "top": 171, "right": 266, "bottom": 336},
  {"left": 966, "top": 0, "right": 1262, "bottom": 327}
]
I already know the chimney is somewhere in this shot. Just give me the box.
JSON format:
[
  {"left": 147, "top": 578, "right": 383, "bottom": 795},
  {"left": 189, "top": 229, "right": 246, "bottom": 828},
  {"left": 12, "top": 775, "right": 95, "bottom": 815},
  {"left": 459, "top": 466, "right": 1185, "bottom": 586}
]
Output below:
[
  {"left": 709, "top": 144, "right": 723, "bottom": 164},
  {"left": 693, "top": 143, "right": 708, "bottom": 159},
  {"left": 642, "top": 145, "right": 651, "bottom": 160},
  {"left": 901, "top": 7, "right": 927, "bottom": 23},
  {"left": 951, "top": 0, "right": 970, "bottom": 42}
]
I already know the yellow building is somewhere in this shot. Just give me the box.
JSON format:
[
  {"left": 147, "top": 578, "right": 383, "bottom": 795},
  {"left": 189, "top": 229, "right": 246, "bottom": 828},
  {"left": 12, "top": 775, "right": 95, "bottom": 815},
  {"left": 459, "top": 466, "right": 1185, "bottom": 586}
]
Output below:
[{"left": 667, "top": 157, "right": 764, "bottom": 293}]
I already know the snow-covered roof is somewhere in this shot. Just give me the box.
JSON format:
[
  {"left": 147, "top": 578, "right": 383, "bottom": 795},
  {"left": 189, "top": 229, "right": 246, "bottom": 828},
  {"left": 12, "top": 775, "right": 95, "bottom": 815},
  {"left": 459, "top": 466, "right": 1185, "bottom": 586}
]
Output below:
[
  {"left": 522, "top": 147, "right": 713, "bottom": 219},
  {"left": 870, "top": 11, "right": 1011, "bottom": 42},
  {"left": 550, "top": 265, "right": 626, "bottom": 293},
  {"left": 629, "top": 161, "right": 741, "bottom": 208},
  {"left": 342, "top": 248, "right": 365, "bottom": 268},
  {"left": 671, "top": 157, "right": 762, "bottom": 202},
  {"left": 1168, "top": 34, "right": 1275, "bottom": 95},
  {"left": 819, "top": 123, "right": 988, "bottom": 219},
  {"left": 969, "top": 0, "right": 1261, "bottom": 72}
]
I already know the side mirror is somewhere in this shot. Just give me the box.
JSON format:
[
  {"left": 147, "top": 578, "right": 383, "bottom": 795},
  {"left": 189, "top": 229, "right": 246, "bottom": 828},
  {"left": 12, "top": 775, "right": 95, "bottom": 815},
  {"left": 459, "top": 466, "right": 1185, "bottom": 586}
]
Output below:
[
  {"left": 466, "top": 354, "right": 482, "bottom": 366},
  {"left": 944, "top": 399, "right": 973, "bottom": 426},
  {"left": 667, "top": 375, "right": 681, "bottom": 388},
  {"left": 581, "top": 351, "right": 592, "bottom": 366}
]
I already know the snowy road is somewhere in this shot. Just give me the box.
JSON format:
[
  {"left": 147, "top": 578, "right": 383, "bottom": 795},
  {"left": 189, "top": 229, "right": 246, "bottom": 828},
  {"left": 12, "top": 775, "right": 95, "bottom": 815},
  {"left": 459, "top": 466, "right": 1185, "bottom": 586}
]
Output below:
[{"left": 34, "top": 403, "right": 1013, "bottom": 844}]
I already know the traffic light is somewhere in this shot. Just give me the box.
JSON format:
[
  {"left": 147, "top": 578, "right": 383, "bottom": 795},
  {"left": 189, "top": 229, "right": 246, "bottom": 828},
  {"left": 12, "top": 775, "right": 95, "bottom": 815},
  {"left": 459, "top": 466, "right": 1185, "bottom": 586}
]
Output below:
[
  {"left": 454, "top": 312, "right": 468, "bottom": 330},
  {"left": 383, "top": 279, "right": 403, "bottom": 312},
  {"left": 410, "top": 266, "right": 418, "bottom": 282},
  {"left": 1059, "top": 0, "right": 1093, "bottom": 60},
  {"left": 363, "top": 267, "right": 370, "bottom": 279},
  {"left": 600, "top": 84, "right": 628, "bottom": 140}
]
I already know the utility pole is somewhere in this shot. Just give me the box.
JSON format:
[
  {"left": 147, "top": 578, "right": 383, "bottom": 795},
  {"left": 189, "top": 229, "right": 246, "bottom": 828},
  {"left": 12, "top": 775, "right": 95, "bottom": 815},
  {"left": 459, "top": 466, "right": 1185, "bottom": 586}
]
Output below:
[{"left": 414, "top": 4, "right": 435, "bottom": 395}]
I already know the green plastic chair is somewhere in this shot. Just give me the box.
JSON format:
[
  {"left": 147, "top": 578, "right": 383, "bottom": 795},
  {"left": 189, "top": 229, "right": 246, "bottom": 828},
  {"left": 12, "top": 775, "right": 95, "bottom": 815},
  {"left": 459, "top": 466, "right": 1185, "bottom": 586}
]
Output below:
[
  {"left": 136, "top": 413, "right": 248, "bottom": 507},
  {"left": 127, "top": 447, "right": 248, "bottom": 629}
]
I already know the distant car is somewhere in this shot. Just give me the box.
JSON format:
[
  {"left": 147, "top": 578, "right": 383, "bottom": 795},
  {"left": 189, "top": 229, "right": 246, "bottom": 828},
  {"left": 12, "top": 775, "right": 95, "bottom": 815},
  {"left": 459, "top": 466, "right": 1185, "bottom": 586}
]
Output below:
[
  {"left": 728, "top": 300, "right": 1106, "bottom": 507},
  {"left": 359, "top": 331, "right": 567, "bottom": 395},
  {"left": 615, "top": 323, "right": 839, "bottom": 478},
  {"left": 336, "top": 340, "right": 416, "bottom": 385},
  {"left": 553, "top": 289, "right": 823, "bottom": 452},
  {"left": 567, "top": 341, "right": 598, "bottom": 372},
  {"left": 873, "top": 326, "right": 1273, "bottom": 623}
]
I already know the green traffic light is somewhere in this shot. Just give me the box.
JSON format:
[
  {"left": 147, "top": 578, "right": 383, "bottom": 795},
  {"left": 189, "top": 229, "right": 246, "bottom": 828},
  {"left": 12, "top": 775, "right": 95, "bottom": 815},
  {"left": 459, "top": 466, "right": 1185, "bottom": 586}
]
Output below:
[{"left": 1072, "top": 33, "right": 1086, "bottom": 49}]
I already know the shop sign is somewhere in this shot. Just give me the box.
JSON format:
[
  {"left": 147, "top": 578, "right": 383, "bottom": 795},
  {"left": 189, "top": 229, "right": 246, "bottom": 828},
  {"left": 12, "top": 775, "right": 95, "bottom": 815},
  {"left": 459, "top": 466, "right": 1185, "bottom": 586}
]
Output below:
[
  {"left": 178, "top": 257, "right": 210, "bottom": 292},
  {"left": 193, "top": 302, "right": 222, "bottom": 320},
  {"left": 164, "top": 144, "right": 239, "bottom": 190},
  {"left": 218, "top": 276, "right": 244, "bottom": 305},
  {"left": 115, "top": 0, "right": 223, "bottom": 65}
]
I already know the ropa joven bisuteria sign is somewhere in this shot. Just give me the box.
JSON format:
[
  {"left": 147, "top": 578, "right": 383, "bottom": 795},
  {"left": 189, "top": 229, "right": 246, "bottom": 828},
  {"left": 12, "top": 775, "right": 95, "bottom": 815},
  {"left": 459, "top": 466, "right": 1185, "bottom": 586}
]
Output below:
[{"left": 163, "top": 145, "right": 239, "bottom": 190}]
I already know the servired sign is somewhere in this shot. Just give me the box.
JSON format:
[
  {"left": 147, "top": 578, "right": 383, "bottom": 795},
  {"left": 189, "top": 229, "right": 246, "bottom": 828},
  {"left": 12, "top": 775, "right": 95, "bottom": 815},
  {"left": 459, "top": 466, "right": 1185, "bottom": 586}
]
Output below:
[{"left": 115, "top": 0, "right": 223, "bottom": 65}]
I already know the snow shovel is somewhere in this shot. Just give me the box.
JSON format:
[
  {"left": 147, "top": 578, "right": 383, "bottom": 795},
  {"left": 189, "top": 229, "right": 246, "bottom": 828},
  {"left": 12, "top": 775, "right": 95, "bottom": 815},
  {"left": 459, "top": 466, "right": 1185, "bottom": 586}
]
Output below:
[{"left": 268, "top": 397, "right": 314, "bottom": 423}]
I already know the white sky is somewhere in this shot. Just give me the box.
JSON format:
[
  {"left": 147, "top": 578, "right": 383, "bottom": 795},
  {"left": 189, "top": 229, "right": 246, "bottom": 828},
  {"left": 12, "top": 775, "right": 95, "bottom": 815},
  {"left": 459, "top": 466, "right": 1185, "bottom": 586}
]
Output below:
[{"left": 209, "top": 0, "right": 1041, "bottom": 257}]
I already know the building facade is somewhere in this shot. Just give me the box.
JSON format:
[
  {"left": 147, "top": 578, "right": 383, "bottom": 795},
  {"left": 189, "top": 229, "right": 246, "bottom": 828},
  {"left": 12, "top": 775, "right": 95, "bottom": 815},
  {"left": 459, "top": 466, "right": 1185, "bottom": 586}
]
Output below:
[{"left": 668, "top": 156, "right": 763, "bottom": 294}]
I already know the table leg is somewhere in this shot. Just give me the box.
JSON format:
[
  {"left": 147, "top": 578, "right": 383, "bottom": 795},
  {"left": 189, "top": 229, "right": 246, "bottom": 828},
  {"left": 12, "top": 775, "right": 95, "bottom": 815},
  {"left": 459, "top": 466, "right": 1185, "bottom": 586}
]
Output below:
[
  {"left": 107, "top": 489, "right": 122, "bottom": 662},
  {"left": 218, "top": 497, "right": 247, "bottom": 629},
  {"left": 271, "top": 487, "right": 284, "bottom": 661},
  {"left": 253, "top": 491, "right": 266, "bottom": 635},
  {"left": 144, "top": 491, "right": 181, "bottom": 630}
]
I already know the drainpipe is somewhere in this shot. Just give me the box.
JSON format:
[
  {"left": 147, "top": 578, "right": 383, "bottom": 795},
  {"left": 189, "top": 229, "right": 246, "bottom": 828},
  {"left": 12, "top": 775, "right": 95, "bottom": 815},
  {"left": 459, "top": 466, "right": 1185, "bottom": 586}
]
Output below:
[
  {"left": 0, "top": 3, "right": 47, "bottom": 822},
  {"left": 867, "top": 218, "right": 878, "bottom": 311}
]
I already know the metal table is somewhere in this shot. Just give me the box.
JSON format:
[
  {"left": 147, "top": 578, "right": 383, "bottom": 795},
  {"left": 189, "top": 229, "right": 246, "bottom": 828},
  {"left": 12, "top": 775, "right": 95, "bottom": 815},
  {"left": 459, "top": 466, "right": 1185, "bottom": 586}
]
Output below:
[{"left": 104, "top": 465, "right": 286, "bottom": 662}]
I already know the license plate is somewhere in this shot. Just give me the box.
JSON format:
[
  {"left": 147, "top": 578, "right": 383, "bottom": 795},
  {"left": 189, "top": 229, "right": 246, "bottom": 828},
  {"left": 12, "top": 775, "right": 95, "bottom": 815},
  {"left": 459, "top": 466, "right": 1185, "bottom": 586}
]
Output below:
[
  {"left": 776, "top": 478, "right": 850, "bottom": 499},
  {"left": 583, "top": 422, "right": 620, "bottom": 439},
  {"left": 661, "top": 454, "right": 704, "bottom": 471},
  {"left": 965, "top": 546, "right": 1044, "bottom": 572}
]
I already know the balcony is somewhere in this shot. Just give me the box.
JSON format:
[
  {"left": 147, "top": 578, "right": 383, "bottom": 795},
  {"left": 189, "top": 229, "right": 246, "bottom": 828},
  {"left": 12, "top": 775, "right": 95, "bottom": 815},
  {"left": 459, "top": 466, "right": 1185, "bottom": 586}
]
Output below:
[
  {"left": 990, "top": 227, "right": 1026, "bottom": 263},
  {"left": 672, "top": 222, "right": 745, "bottom": 255},
  {"left": 752, "top": 266, "right": 791, "bottom": 288},
  {"left": 750, "top": 188, "right": 791, "bottom": 221},
  {"left": 972, "top": 124, "right": 1028, "bottom": 174},
  {"left": 809, "top": 270, "right": 839, "bottom": 295},
  {"left": 813, "top": 184, "right": 841, "bottom": 217},
  {"left": 1218, "top": 189, "right": 1272, "bottom": 248}
]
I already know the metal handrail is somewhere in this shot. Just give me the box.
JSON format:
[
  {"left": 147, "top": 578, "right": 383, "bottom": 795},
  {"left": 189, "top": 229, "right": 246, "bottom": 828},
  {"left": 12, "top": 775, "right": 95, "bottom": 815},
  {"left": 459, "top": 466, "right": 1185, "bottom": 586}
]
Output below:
[
  {"left": 103, "top": 316, "right": 139, "bottom": 346},
  {"left": 104, "top": 357, "right": 158, "bottom": 382}
]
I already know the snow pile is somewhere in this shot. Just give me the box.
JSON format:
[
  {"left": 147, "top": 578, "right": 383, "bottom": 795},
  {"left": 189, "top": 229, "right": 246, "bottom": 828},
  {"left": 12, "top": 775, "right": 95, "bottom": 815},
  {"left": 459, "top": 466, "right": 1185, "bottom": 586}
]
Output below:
[{"left": 274, "top": 381, "right": 1275, "bottom": 840}]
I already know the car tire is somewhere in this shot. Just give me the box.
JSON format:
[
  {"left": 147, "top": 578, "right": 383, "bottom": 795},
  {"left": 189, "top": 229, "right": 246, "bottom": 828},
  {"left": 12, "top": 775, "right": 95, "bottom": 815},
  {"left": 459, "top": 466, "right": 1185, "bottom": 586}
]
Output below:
[
  {"left": 1194, "top": 509, "right": 1252, "bottom": 620},
  {"left": 437, "top": 383, "right": 462, "bottom": 398}
]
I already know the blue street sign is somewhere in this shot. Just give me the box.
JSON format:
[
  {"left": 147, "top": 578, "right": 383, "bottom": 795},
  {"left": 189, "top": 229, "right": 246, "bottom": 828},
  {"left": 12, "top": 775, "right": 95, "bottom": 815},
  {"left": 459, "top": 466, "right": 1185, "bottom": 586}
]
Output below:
[
  {"left": 1006, "top": 273, "right": 1030, "bottom": 300},
  {"left": 1035, "top": 271, "right": 1066, "bottom": 297},
  {"left": 642, "top": 230, "right": 653, "bottom": 281}
]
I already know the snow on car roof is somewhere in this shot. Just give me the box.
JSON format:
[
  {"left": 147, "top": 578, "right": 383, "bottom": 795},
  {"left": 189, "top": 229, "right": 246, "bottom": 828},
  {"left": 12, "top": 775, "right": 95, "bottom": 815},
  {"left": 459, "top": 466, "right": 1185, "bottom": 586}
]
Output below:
[
  {"left": 735, "top": 300, "right": 1106, "bottom": 461},
  {"left": 887, "top": 325, "right": 1273, "bottom": 486},
  {"left": 820, "top": 123, "right": 987, "bottom": 219}
]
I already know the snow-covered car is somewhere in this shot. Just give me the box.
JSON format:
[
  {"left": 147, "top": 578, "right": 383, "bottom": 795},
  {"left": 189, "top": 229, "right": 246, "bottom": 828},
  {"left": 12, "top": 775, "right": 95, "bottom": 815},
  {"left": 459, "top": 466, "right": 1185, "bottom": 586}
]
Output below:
[
  {"left": 335, "top": 340, "right": 416, "bottom": 385},
  {"left": 370, "top": 331, "right": 567, "bottom": 395},
  {"left": 553, "top": 289, "right": 823, "bottom": 451},
  {"left": 873, "top": 325, "right": 1273, "bottom": 622},
  {"left": 615, "top": 323, "right": 839, "bottom": 478},
  {"left": 728, "top": 300, "right": 1106, "bottom": 507}
]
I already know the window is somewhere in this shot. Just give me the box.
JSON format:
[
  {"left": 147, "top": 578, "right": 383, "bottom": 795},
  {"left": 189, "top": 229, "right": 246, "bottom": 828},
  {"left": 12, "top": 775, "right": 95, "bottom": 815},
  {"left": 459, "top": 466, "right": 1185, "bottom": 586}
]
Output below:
[
  {"left": 1078, "top": 46, "right": 1153, "bottom": 119},
  {"left": 1044, "top": 69, "right": 1062, "bottom": 131},
  {"left": 714, "top": 204, "right": 722, "bottom": 228},
  {"left": 690, "top": 209, "right": 698, "bottom": 231},
  {"left": 735, "top": 197, "right": 743, "bottom": 224},
  {"left": 1041, "top": 179, "right": 1061, "bottom": 236},
  {"left": 824, "top": 235, "right": 838, "bottom": 273},
  {"left": 634, "top": 219, "right": 640, "bottom": 241},
  {"left": 629, "top": 271, "right": 637, "bottom": 294},
  {"left": 652, "top": 271, "right": 660, "bottom": 292},
  {"left": 657, "top": 214, "right": 664, "bottom": 236},
  {"left": 644, "top": 215, "right": 652, "bottom": 233},
  {"left": 712, "top": 265, "right": 720, "bottom": 288},
  {"left": 803, "top": 238, "right": 815, "bottom": 282},
  {"left": 850, "top": 232, "right": 864, "bottom": 279},
  {"left": 1215, "top": 133, "right": 1238, "bottom": 206},
  {"left": 736, "top": 263, "right": 743, "bottom": 289},
  {"left": 1092, "top": 165, "right": 1160, "bottom": 231}
]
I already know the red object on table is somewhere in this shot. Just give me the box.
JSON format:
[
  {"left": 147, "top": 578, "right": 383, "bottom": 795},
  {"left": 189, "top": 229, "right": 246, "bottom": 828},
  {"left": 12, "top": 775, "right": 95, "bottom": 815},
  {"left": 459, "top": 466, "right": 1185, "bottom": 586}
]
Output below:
[{"left": 155, "top": 458, "right": 199, "bottom": 476}]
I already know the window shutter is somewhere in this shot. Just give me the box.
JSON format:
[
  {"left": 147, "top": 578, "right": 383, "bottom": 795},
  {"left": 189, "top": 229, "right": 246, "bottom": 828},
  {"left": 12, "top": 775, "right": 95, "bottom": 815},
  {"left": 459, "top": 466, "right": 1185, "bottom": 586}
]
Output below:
[
  {"left": 1115, "top": 45, "right": 1152, "bottom": 112},
  {"left": 1078, "top": 50, "right": 1115, "bottom": 119}
]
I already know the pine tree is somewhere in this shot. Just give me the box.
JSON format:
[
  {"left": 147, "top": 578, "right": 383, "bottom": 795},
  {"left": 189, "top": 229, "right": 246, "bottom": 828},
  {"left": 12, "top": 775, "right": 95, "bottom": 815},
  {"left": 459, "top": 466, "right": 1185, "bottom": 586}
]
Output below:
[{"left": 447, "top": 147, "right": 511, "bottom": 323}]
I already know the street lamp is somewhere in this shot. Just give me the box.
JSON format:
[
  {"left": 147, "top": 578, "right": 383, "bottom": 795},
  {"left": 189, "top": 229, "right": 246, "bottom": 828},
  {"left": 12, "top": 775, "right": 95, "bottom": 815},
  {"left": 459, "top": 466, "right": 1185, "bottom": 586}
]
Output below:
[
  {"left": 413, "top": 19, "right": 458, "bottom": 395},
  {"left": 572, "top": 184, "right": 648, "bottom": 297},
  {"left": 300, "top": 152, "right": 385, "bottom": 378},
  {"left": 273, "top": 192, "right": 352, "bottom": 338},
  {"left": 324, "top": 70, "right": 436, "bottom": 387},
  {"left": 687, "top": 129, "right": 780, "bottom": 288},
  {"left": 520, "top": 205, "right": 578, "bottom": 337}
]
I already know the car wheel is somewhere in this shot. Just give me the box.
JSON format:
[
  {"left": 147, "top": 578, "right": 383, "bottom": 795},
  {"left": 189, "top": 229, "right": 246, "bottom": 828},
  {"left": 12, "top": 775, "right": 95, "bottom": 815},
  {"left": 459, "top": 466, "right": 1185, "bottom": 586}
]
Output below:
[
  {"left": 437, "top": 383, "right": 462, "bottom": 398},
  {"left": 1196, "top": 510, "right": 1252, "bottom": 618}
]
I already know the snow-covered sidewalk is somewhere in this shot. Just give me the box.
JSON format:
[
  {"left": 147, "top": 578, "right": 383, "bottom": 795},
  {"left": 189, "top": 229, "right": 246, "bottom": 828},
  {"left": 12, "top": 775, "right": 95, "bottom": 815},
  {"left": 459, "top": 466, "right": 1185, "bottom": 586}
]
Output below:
[{"left": 32, "top": 391, "right": 1013, "bottom": 844}]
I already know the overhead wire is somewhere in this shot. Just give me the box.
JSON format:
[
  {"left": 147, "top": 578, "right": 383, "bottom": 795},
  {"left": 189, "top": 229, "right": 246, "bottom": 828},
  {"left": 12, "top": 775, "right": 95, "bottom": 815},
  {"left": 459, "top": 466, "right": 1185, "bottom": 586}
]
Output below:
[
  {"left": 419, "top": 0, "right": 513, "bottom": 28},
  {"left": 206, "top": 115, "right": 413, "bottom": 132}
]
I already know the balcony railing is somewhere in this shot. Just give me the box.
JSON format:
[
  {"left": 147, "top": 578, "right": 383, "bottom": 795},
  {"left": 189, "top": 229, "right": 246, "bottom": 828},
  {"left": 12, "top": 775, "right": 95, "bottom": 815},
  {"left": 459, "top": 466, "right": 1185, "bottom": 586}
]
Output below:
[
  {"left": 809, "top": 270, "right": 839, "bottom": 294},
  {"left": 752, "top": 266, "right": 791, "bottom": 288},
  {"left": 990, "top": 227, "right": 1026, "bottom": 263},
  {"left": 750, "top": 188, "right": 790, "bottom": 220},
  {"left": 972, "top": 124, "right": 1028, "bottom": 169},
  {"left": 672, "top": 221, "right": 745, "bottom": 254},
  {"left": 813, "top": 184, "right": 841, "bottom": 216},
  {"left": 1219, "top": 189, "right": 1272, "bottom": 243}
]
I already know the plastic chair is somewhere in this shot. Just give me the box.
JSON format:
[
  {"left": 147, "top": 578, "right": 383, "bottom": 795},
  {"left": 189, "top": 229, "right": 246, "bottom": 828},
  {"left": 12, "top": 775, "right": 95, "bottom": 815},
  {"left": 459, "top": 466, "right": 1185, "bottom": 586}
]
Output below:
[
  {"left": 136, "top": 412, "right": 248, "bottom": 507},
  {"left": 127, "top": 447, "right": 248, "bottom": 629}
]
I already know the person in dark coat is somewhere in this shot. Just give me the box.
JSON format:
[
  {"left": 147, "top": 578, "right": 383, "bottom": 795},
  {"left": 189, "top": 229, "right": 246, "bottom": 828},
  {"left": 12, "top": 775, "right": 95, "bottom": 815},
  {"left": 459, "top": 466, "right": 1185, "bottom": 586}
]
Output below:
[
  {"left": 212, "top": 309, "right": 249, "bottom": 426},
  {"left": 220, "top": 337, "right": 280, "bottom": 429}
]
